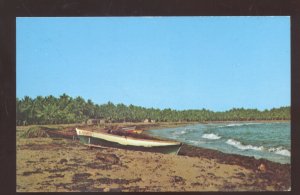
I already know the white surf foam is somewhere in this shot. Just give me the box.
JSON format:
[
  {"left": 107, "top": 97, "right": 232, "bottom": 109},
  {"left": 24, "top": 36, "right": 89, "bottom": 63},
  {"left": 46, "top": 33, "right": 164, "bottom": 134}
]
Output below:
[
  {"left": 173, "top": 130, "right": 187, "bottom": 135},
  {"left": 226, "top": 123, "right": 244, "bottom": 127},
  {"left": 202, "top": 133, "right": 221, "bottom": 140},
  {"left": 217, "top": 123, "right": 243, "bottom": 128},
  {"left": 269, "top": 147, "right": 291, "bottom": 157},
  {"left": 226, "top": 139, "right": 264, "bottom": 151},
  {"left": 224, "top": 123, "right": 262, "bottom": 127},
  {"left": 275, "top": 149, "right": 291, "bottom": 157},
  {"left": 179, "top": 130, "right": 187, "bottom": 134},
  {"left": 187, "top": 140, "right": 205, "bottom": 145},
  {"left": 172, "top": 128, "right": 194, "bottom": 136}
]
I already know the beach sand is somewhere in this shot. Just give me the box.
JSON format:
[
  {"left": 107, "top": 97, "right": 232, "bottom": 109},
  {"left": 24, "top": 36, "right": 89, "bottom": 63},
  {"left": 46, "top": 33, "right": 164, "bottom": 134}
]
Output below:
[{"left": 16, "top": 125, "right": 291, "bottom": 192}]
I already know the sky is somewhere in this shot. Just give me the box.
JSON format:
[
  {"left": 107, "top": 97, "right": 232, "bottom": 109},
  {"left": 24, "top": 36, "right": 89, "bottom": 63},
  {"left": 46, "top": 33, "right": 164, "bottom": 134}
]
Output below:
[{"left": 16, "top": 17, "right": 290, "bottom": 111}]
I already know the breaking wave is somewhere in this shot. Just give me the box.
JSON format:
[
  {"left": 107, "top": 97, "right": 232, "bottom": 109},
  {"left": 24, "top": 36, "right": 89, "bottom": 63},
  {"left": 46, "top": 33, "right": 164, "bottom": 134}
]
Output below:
[
  {"left": 268, "top": 147, "right": 291, "bottom": 157},
  {"left": 226, "top": 139, "right": 291, "bottom": 157},
  {"left": 226, "top": 139, "right": 264, "bottom": 151},
  {"left": 219, "top": 123, "right": 263, "bottom": 128},
  {"left": 172, "top": 130, "right": 187, "bottom": 136},
  {"left": 202, "top": 133, "right": 221, "bottom": 140},
  {"left": 225, "top": 123, "right": 244, "bottom": 127},
  {"left": 172, "top": 128, "right": 194, "bottom": 136}
]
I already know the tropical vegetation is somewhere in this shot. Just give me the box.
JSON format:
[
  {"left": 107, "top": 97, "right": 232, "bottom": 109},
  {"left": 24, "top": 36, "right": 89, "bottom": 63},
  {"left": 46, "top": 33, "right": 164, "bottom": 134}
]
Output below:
[{"left": 16, "top": 94, "right": 290, "bottom": 125}]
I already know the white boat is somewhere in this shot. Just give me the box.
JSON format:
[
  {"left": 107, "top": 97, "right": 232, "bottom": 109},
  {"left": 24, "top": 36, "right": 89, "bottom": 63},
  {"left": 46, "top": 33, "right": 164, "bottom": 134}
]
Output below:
[{"left": 76, "top": 128, "right": 182, "bottom": 154}]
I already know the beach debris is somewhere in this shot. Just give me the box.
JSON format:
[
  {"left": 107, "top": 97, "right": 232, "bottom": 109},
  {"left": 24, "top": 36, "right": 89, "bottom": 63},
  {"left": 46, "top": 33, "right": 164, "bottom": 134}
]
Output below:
[
  {"left": 103, "top": 188, "right": 110, "bottom": 192},
  {"left": 97, "top": 177, "right": 141, "bottom": 185},
  {"left": 72, "top": 173, "right": 92, "bottom": 182},
  {"left": 207, "top": 172, "right": 216, "bottom": 178},
  {"left": 222, "top": 183, "right": 237, "bottom": 191},
  {"left": 86, "top": 163, "right": 112, "bottom": 170},
  {"left": 22, "top": 169, "right": 43, "bottom": 176},
  {"left": 21, "top": 126, "right": 49, "bottom": 138},
  {"left": 107, "top": 188, "right": 122, "bottom": 192},
  {"left": 26, "top": 160, "right": 36, "bottom": 163},
  {"left": 191, "top": 182, "right": 202, "bottom": 187},
  {"left": 258, "top": 163, "right": 267, "bottom": 173},
  {"left": 59, "top": 158, "right": 68, "bottom": 164},
  {"left": 171, "top": 176, "right": 186, "bottom": 185},
  {"left": 39, "top": 157, "right": 48, "bottom": 162},
  {"left": 48, "top": 174, "right": 65, "bottom": 178},
  {"left": 236, "top": 172, "right": 246, "bottom": 177},
  {"left": 45, "top": 167, "right": 73, "bottom": 173},
  {"left": 124, "top": 186, "right": 147, "bottom": 192},
  {"left": 95, "top": 152, "right": 120, "bottom": 164},
  {"left": 47, "top": 128, "right": 77, "bottom": 139}
]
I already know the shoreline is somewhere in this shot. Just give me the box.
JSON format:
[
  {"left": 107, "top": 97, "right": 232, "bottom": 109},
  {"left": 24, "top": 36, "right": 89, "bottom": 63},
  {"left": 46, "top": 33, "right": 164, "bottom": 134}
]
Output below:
[
  {"left": 141, "top": 120, "right": 290, "bottom": 166},
  {"left": 16, "top": 136, "right": 291, "bottom": 192},
  {"left": 178, "top": 144, "right": 290, "bottom": 187},
  {"left": 16, "top": 122, "right": 291, "bottom": 191},
  {"left": 17, "top": 120, "right": 290, "bottom": 165}
]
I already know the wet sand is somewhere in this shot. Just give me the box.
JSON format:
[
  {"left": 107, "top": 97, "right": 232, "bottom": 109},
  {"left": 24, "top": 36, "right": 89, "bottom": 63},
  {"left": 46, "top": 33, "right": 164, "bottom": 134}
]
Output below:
[{"left": 16, "top": 124, "right": 290, "bottom": 192}]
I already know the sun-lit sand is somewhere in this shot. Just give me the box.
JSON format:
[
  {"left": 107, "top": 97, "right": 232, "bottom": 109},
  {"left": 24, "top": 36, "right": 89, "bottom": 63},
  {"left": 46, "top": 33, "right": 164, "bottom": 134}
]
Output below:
[{"left": 16, "top": 124, "right": 290, "bottom": 192}]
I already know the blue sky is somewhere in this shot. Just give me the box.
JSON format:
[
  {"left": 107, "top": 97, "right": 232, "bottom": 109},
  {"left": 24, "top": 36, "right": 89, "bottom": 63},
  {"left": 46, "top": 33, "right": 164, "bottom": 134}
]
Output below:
[{"left": 16, "top": 17, "right": 290, "bottom": 111}]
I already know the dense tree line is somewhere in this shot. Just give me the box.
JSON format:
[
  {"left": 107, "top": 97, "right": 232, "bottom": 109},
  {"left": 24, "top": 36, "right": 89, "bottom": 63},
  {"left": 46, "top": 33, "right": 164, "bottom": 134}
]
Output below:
[{"left": 16, "top": 94, "right": 290, "bottom": 125}]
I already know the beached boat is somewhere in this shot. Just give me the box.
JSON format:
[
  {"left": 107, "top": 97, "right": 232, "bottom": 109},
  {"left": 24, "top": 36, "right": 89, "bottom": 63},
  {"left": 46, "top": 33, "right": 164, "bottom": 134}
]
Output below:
[
  {"left": 75, "top": 128, "right": 182, "bottom": 155},
  {"left": 125, "top": 129, "right": 143, "bottom": 134},
  {"left": 121, "top": 126, "right": 136, "bottom": 130},
  {"left": 120, "top": 126, "right": 143, "bottom": 134}
]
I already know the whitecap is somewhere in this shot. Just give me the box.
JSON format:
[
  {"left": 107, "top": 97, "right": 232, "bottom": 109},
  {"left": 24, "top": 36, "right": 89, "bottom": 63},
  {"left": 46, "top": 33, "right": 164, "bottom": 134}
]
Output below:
[
  {"left": 202, "top": 133, "right": 221, "bottom": 140},
  {"left": 172, "top": 128, "right": 194, "bottom": 136},
  {"left": 226, "top": 123, "right": 244, "bottom": 127},
  {"left": 179, "top": 130, "right": 187, "bottom": 134},
  {"left": 224, "top": 123, "right": 262, "bottom": 127},
  {"left": 172, "top": 130, "right": 187, "bottom": 135},
  {"left": 275, "top": 149, "right": 291, "bottom": 157},
  {"left": 268, "top": 147, "right": 291, "bottom": 157},
  {"left": 226, "top": 139, "right": 264, "bottom": 151}
]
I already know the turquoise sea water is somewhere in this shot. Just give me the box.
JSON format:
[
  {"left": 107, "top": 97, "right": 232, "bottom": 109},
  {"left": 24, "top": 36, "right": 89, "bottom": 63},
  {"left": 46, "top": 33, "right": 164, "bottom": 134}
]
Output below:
[{"left": 148, "top": 122, "right": 291, "bottom": 164}]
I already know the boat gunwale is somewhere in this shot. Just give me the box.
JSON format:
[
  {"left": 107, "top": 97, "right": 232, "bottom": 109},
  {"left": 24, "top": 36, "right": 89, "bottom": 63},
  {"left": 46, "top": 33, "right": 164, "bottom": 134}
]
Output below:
[{"left": 76, "top": 128, "right": 181, "bottom": 145}]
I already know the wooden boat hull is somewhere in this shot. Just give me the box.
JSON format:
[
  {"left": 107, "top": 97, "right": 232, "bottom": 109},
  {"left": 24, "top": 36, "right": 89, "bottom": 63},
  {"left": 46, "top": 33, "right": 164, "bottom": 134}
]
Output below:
[
  {"left": 125, "top": 129, "right": 143, "bottom": 134},
  {"left": 76, "top": 128, "right": 182, "bottom": 155}
]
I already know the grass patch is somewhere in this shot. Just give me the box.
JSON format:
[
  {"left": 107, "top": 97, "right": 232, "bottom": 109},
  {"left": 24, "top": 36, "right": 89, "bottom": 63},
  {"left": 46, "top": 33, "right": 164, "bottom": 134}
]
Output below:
[
  {"left": 20, "top": 126, "right": 50, "bottom": 138},
  {"left": 20, "top": 125, "right": 65, "bottom": 138}
]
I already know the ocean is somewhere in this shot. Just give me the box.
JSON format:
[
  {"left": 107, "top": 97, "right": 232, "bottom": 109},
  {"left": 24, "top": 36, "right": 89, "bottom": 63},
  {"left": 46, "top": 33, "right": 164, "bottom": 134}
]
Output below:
[{"left": 147, "top": 122, "right": 291, "bottom": 164}]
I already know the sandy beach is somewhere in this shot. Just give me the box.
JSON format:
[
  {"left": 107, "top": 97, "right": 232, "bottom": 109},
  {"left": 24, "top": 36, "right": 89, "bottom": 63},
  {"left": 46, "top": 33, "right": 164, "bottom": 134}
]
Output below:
[{"left": 16, "top": 124, "right": 291, "bottom": 192}]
